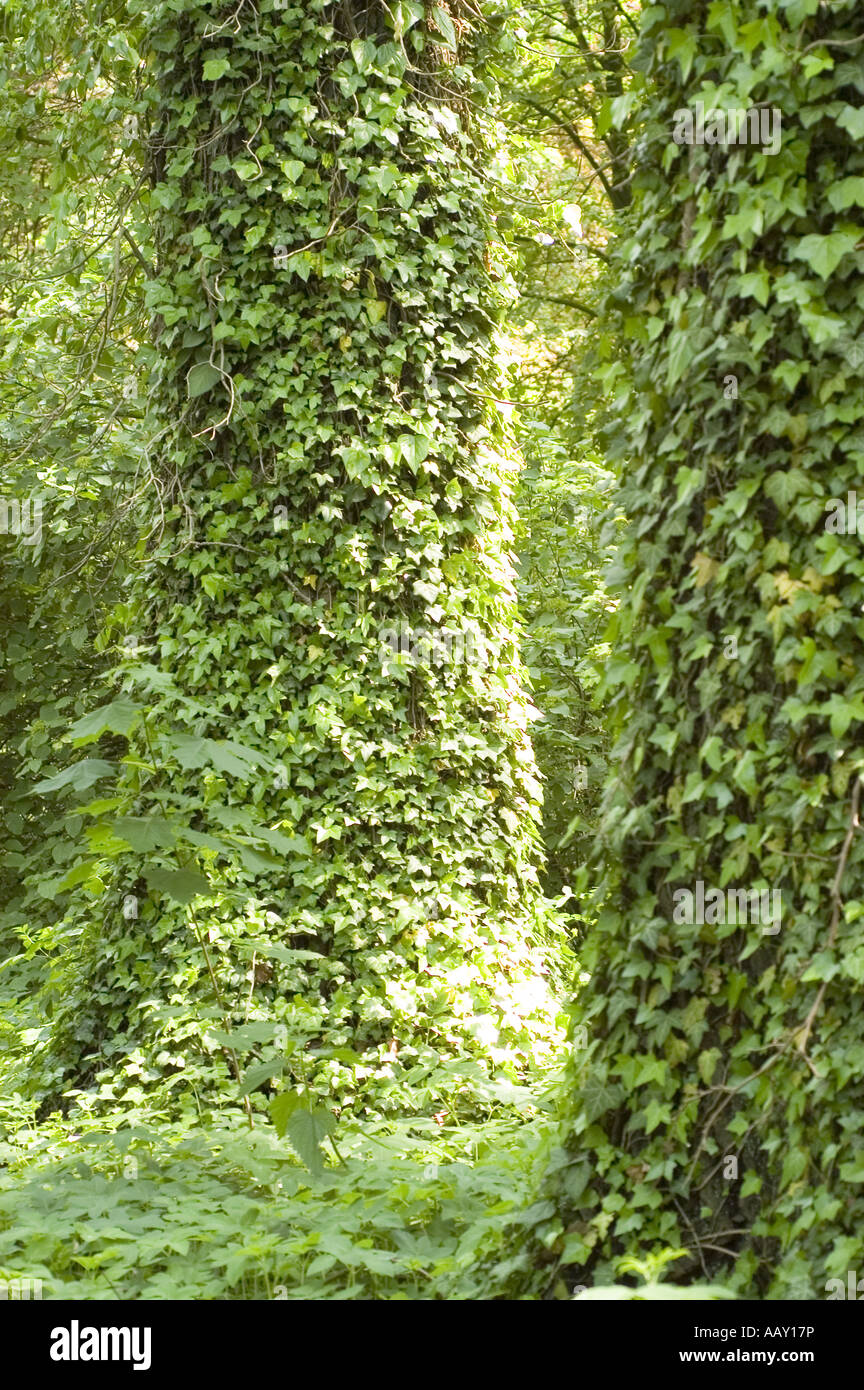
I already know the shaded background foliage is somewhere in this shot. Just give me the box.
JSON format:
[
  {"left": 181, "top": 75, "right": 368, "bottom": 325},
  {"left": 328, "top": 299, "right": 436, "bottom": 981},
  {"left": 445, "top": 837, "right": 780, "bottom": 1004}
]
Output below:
[{"left": 0, "top": 0, "right": 143, "bottom": 1054}]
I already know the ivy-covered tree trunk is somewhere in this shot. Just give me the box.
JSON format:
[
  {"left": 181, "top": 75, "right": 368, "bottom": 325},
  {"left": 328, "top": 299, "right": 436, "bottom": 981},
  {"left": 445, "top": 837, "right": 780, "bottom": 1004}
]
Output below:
[
  {"left": 40, "top": 0, "right": 561, "bottom": 1115},
  {"left": 550, "top": 0, "right": 864, "bottom": 1298}
]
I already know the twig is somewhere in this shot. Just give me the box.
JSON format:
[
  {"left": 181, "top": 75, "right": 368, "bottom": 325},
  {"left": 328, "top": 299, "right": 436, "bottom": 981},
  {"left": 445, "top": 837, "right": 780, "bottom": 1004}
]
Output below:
[
  {"left": 673, "top": 1195, "right": 709, "bottom": 1280},
  {"left": 795, "top": 776, "right": 862, "bottom": 1062},
  {"left": 122, "top": 228, "right": 154, "bottom": 278}
]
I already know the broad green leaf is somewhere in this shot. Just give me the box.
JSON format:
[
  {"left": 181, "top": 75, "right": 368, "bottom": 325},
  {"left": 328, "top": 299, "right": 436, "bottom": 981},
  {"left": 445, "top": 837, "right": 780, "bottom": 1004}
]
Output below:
[
  {"left": 34, "top": 759, "right": 116, "bottom": 794},
  {"left": 146, "top": 866, "right": 210, "bottom": 903},
  {"left": 239, "top": 1059, "right": 285, "bottom": 1097},
  {"left": 69, "top": 698, "right": 141, "bottom": 743},
  {"left": 431, "top": 5, "right": 457, "bottom": 48},
  {"left": 167, "top": 735, "right": 269, "bottom": 778},
  {"left": 270, "top": 1091, "right": 305, "bottom": 1137},
  {"left": 186, "top": 362, "right": 222, "bottom": 397},
  {"left": 792, "top": 231, "right": 859, "bottom": 279},
  {"left": 282, "top": 1107, "right": 337, "bottom": 1178},
  {"left": 112, "top": 816, "right": 177, "bottom": 853}
]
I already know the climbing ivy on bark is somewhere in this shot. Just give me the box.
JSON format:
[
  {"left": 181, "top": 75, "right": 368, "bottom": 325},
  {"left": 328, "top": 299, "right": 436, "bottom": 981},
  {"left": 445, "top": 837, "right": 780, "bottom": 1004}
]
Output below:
[
  {"left": 33, "top": 0, "right": 566, "bottom": 1120},
  {"left": 546, "top": 0, "right": 864, "bottom": 1300}
]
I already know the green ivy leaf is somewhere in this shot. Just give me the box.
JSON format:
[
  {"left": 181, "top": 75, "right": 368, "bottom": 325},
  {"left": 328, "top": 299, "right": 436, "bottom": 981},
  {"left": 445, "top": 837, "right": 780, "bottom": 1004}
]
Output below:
[
  {"left": 186, "top": 362, "right": 223, "bottom": 397},
  {"left": 202, "top": 58, "right": 231, "bottom": 81},
  {"left": 791, "top": 231, "right": 860, "bottom": 279}
]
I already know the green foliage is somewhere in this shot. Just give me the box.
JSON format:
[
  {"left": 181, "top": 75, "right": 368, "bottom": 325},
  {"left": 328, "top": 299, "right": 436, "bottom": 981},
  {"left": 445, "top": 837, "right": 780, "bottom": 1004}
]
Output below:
[
  {"left": 516, "top": 438, "right": 616, "bottom": 902},
  {"left": 549, "top": 0, "right": 864, "bottom": 1300},
  {"left": 574, "top": 1247, "right": 737, "bottom": 1300},
  {"left": 0, "top": 0, "right": 147, "bottom": 1063},
  {"left": 15, "top": 0, "right": 568, "bottom": 1123},
  {"left": 0, "top": 1085, "right": 562, "bottom": 1300},
  {"left": 8, "top": 0, "right": 862, "bottom": 1307},
  {"left": 492, "top": 0, "right": 629, "bottom": 904}
]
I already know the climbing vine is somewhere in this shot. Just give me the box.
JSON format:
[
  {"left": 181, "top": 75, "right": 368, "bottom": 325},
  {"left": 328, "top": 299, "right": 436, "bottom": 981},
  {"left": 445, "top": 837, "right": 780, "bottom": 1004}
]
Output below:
[
  {"left": 29, "top": 0, "right": 567, "bottom": 1124},
  {"left": 547, "top": 0, "right": 864, "bottom": 1300}
]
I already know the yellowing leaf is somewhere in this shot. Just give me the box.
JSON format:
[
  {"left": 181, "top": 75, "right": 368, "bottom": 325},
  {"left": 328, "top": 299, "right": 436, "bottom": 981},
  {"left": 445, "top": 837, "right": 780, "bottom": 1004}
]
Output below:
[{"left": 691, "top": 552, "right": 719, "bottom": 588}]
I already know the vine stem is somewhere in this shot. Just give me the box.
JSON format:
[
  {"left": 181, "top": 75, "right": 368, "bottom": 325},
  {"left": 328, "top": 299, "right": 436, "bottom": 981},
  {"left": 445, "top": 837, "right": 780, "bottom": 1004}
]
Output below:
[{"left": 795, "top": 776, "right": 863, "bottom": 1065}]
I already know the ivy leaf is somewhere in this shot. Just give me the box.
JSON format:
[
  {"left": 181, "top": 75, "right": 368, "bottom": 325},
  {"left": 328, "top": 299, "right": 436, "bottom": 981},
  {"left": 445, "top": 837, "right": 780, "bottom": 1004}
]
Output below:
[
  {"left": 736, "top": 269, "right": 771, "bottom": 306},
  {"left": 800, "top": 952, "right": 839, "bottom": 983},
  {"left": 733, "top": 751, "right": 758, "bottom": 797},
  {"left": 764, "top": 468, "right": 809, "bottom": 509},
  {"left": 827, "top": 693, "right": 864, "bottom": 738},
  {"left": 691, "top": 552, "right": 719, "bottom": 588},
  {"left": 664, "top": 28, "right": 697, "bottom": 81},
  {"left": 581, "top": 1074, "right": 624, "bottom": 1123},
  {"left": 837, "top": 106, "right": 864, "bottom": 141},
  {"left": 666, "top": 329, "right": 694, "bottom": 387},
  {"left": 396, "top": 432, "right": 431, "bottom": 468},
  {"left": 186, "top": 362, "right": 223, "bottom": 397},
  {"left": 697, "top": 1048, "right": 722, "bottom": 1085},
  {"left": 827, "top": 177, "right": 864, "bottom": 212},
  {"left": 780, "top": 1148, "right": 808, "bottom": 1189},
  {"left": 560, "top": 1232, "right": 593, "bottom": 1265},
  {"left": 202, "top": 58, "right": 231, "bottom": 81},
  {"left": 413, "top": 579, "right": 439, "bottom": 604},
  {"left": 721, "top": 202, "right": 763, "bottom": 242},
  {"left": 350, "top": 38, "right": 376, "bottom": 69},
  {"left": 791, "top": 232, "right": 860, "bottom": 279}
]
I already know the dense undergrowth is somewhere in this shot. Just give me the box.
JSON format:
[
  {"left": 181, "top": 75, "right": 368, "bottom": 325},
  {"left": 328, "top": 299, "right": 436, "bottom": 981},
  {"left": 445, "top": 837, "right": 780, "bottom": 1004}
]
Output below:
[{"left": 0, "top": 1076, "right": 568, "bottom": 1300}]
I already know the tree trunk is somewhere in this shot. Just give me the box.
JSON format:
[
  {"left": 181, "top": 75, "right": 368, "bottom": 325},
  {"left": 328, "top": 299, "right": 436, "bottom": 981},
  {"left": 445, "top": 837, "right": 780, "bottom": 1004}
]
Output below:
[
  {"left": 550, "top": 0, "right": 864, "bottom": 1299},
  {"left": 42, "top": 0, "right": 561, "bottom": 1117}
]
